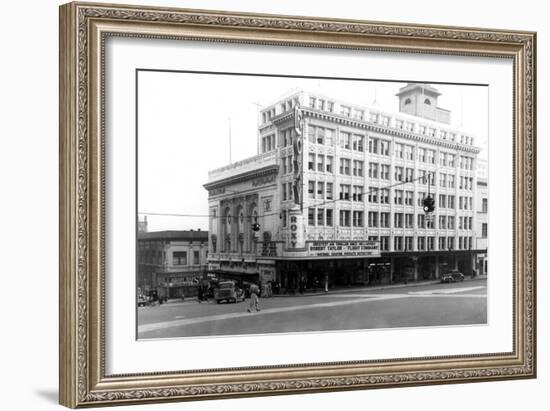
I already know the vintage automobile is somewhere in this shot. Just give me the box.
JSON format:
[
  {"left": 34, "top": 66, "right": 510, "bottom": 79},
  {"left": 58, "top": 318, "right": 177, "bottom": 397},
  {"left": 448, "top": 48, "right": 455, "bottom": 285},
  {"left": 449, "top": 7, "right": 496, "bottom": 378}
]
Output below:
[
  {"left": 213, "top": 280, "right": 245, "bottom": 304},
  {"left": 440, "top": 270, "right": 465, "bottom": 283}
]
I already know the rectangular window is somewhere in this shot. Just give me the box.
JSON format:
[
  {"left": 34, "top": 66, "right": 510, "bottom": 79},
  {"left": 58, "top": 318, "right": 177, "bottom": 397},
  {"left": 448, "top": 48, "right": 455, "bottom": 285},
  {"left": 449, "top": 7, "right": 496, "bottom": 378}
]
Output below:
[
  {"left": 308, "top": 208, "right": 315, "bottom": 226},
  {"left": 326, "top": 156, "right": 333, "bottom": 173},
  {"left": 418, "top": 148, "right": 426, "bottom": 162},
  {"left": 439, "top": 215, "right": 447, "bottom": 229},
  {"left": 397, "top": 237, "right": 410, "bottom": 255},
  {"left": 380, "top": 164, "right": 390, "bottom": 180},
  {"left": 193, "top": 250, "right": 200, "bottom": 265},
  {"left": 173, "top": 251, "right": 187, "bottom": 265},
  {"left": 448, "top": 237, "right": 455, "bottom": 250},
  {"left": 339, "top": 184, "right": 351, "bottom": 200},
  {"left": 317, "top": 208, "right": 325, "bottom": 226},
  {"left": 439, "top": 236, "right": 446, "bottom": 250},
  {"left": 404, "top": 145, "right": 414, "bottom": 160},
  {"left": 394, "top": 213, "right": 403, "bottom": 228},
  {"left": 439, "top": 194, "right": 446, "bottom": 208},
  {"left": 427, "top": 237, "right": 435, "bottom": 251},
  {"left": 440, "top": 173, "right": 446, "bottom": 188},
  {"left": 380, "top": 236, "right": 390, "bottom": 251},
  {"left": 482, "top": 198, "right": 488, "bottom": 213},
  {"left": 426, "top": 149, "right": 435, "bottom": 164},
  {"left": 308, "top": 181, "right": 315, "bottom": 198},
  {"left": 394, "top": 166, "right": 403, "bottom": 182},
  {"left": 417, "top": 214, "right": 425, "bottom": 229},
  {"left": 440, "top": 152, "right": 447, "bottom": 167},
  {"left": 405, "top": 213, "right": 414, "bottom": 228},
  {"left": 340, "top": 106, "right": 351, "bottom": 117},
  {"left": 282, "top": 210, "right": 288, "bottom": 227},
  {"left": 380, "top": 140, "right": 390, "bottom": 156},
  {"left": 326, "top": 182, "right": 333, "bottom": 200},
  {"left": 326, "top": 209, "right": 333, "bottom": 226},
  {"left": 405, "top": 168, "right": 414, "bottom": 182},
  {"left": 317, "top": 154, "right": 325, "bottom": 171},
  {"left": 448, "top": 195, "right": 455, "bottom": 209},
  {"left": 282, "top": 156, "right": 288, "bottom": 174},
  {"left": 353, "top": 160, "right": 364, "bottom": 177},
  {"left": 317, "top": 127, "right": 325, "bottom": 144},
  {"left": 353, "top": 135, "right": 364, "bottom": 151},
  {"left": 448, "top": 175, "right": 455, "bottom": 188},
  {"left": 353, "top": 211, "right": 364, "bottom": 227},
  {"left": 369, "top": 162, "right": 379, "bottom": 179},
  {"left": 380, "top": 188, "right": 390, "bottom": 204},
  {"left": 394, "top": 190, "right": 403, "bottom": 205},
  {"left": 448, "top": 216, "right": 455, "bottom": 229},
  {"left": 448, "top": 153, "right": 455, "bottom": 167},
  {"left": 405, "top": 191, "right": 414, "bottom": 206},
  {"left": 317, "top": 181, "right": 324, "bottom": 199},
  {"left": 308, "top": 153, "right": 315, "bottom": 171},
  {"left": 405, "top": 236, "right": 413, "bottom": 251},
  {"left": 368, "top": 187, "right": 378, "bottom": 203},
  {"left": 340, "top": 131, "right": 351, "bottom": 149},
  {"left": 368, "top": 211, "right": 378, "bottom": 228},
  {"left": 282, "top": 183, "right": 287, "bottom": 201},
  {"left": 353, "top": 185, "right": 363, "bottom": 202},
  {"left": 353, "top": 109, "right": 364, "bottom": 120},
  {"left": 417, "top": 236, "right": 426, "bottom": 251},
  {"left": 380, "top": 212, "right": 390, "bottom": 228},
  {"left": 339, "top": 158, "right": 351, "bottom": 175},
  {"left": 368, "top": 137, "right": 378, "bottom": 154},
  {"left": 339, "top": 210, "right": 351, "bottom": 226},
  {"left": 394, "top": 142, "right": 403, "bottom": 158}
]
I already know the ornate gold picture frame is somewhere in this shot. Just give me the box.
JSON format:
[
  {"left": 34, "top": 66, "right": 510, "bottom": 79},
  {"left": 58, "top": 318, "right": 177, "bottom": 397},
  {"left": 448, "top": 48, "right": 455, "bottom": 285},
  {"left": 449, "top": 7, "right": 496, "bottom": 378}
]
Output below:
[{"left": 59, "top": 2, "right": 536, "bottom": 408}]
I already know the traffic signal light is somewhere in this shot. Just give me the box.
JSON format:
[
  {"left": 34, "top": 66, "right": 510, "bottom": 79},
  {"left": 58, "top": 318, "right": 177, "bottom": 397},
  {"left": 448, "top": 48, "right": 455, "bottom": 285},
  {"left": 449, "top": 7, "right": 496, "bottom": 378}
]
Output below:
[
  {"left": 252, "top": 222, "right": 261, "bottom": 232},
  {"left": 422, "top": 196, "right": 435, "bottom": 213}
]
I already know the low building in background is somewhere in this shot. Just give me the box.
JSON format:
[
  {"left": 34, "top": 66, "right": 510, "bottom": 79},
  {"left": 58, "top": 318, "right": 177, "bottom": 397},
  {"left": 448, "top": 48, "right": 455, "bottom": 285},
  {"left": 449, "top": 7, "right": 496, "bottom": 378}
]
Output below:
[
  {"left": 204, "top": 84, "right": 486, "bottom": 292},
  {"left": 137, "top": 230, "right": 208, "bottom": 299}
]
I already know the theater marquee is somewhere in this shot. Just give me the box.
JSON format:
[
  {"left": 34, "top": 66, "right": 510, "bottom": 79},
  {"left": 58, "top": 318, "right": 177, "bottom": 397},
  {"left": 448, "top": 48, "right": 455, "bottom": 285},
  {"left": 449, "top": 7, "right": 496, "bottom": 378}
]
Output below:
[{"left": 308, "top": 240, "right": 380, "bottom": 258}]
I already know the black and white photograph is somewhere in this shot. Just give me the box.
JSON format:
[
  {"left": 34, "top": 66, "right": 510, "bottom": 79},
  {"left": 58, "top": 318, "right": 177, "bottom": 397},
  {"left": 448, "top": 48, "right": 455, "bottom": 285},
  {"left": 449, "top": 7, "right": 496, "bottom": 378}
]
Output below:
[{"left": 136, "top": 71, "right": 489, "bottom": 339}]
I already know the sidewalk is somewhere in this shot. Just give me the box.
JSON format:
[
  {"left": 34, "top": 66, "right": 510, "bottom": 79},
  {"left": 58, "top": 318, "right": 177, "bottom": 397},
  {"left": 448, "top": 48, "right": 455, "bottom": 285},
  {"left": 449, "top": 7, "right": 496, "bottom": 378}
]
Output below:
[
  {"left": 270, "top": 275, "right": 487, "bottom": 298},
  {"left": 156, "top": 276, "right": 488, "bottom": 305}
]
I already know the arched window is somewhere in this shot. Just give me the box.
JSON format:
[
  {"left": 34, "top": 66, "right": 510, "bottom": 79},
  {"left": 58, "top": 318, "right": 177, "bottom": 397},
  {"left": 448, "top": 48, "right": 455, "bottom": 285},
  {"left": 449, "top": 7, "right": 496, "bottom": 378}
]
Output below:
[
  {"left": 223, "top": 207, "right": 232, "bottom": 251},
  {"left": 249, "top": 203, "right": 259, "bottom": 254},
  {"left": 424, "top": 98, "right": 431, "bottom": 105},
  {"left": 404, "top": 98, "right": 412, "bottom": 105},
  {"left": 236, "top": 206, "right": 244, "bottom": 254}
]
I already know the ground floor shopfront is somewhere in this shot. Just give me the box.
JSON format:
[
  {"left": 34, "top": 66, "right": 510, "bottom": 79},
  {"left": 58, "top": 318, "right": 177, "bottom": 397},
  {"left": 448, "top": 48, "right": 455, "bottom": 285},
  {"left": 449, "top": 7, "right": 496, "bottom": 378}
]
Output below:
[{"left": 209, "top": 250, "right": 485, "bottom": 294}]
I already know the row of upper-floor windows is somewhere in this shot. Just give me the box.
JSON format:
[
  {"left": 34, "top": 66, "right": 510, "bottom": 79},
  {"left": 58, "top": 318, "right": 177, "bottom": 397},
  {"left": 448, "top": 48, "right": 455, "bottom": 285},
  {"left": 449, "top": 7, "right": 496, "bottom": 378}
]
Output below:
[
  {"left": 279, "top": 128, "right": 474, "bottom": 167},
  {"left": 302, "top": 180, "right": 474, "bottom": 209},
  {"left": 172, "top": 250, "right": 204, "bottom": 266},
  {"left": 302, "top": 207, "right": 473, "bottom": 231},
  {"left": 306, "top": 97, "right": 474, "bottom": 145}
]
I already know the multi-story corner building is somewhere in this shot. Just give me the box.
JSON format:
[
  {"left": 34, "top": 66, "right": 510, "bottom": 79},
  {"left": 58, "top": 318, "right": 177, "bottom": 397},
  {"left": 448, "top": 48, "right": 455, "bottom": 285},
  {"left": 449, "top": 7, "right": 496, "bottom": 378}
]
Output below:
[
  {"left": 475, "top": 159, "right": 488, "bottom": 275},
  {"left": 204, "top": 84, "right": 484, "bottom": 291},
  {"left": 137, "top": 230, "right": 209, "bottom": 299}
]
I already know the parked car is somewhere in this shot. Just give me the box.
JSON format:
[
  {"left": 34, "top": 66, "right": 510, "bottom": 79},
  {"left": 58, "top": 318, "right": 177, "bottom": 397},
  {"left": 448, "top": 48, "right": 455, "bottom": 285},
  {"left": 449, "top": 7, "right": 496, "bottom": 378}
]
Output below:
[
  {"left": 440, "top": 271, "right": 465, "bottom": 283},
  {"left": 137, "top": 294, "right": 148, "bottom": 307},
  {"left": 213, "top": 281, "right": 245, "bottom": 304}
]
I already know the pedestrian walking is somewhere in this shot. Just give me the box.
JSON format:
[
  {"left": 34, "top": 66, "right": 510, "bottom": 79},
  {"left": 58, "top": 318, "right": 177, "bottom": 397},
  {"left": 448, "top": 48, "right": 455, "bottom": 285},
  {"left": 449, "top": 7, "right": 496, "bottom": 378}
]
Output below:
[{"left": 247, "top": 283, "right": 261, "bottom": 312}]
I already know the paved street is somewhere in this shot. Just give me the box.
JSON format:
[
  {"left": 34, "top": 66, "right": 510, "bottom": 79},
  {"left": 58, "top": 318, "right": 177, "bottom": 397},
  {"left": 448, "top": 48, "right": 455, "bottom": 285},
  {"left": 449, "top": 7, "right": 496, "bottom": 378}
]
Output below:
[{"left": 137, "top": 279, "right": 487, "bottom": 339}]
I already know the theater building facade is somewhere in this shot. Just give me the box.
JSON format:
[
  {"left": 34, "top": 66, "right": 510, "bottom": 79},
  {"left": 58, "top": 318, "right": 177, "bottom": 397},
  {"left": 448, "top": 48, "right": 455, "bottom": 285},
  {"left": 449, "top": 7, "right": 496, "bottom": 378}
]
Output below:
[{"left": 204, "top": 84, "right": 484, "bottom": 292}]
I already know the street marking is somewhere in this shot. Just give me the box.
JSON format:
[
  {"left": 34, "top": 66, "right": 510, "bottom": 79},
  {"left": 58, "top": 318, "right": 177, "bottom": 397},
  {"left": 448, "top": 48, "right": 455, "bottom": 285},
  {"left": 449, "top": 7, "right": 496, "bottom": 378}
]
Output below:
[
  {"left": 138, "top": 294, "right": 404, "bottom": 334},
  {"left": 139, "top": 289, "right": 487, "bottom": 335},
  {"left": 408, "top": 286, "right": 485, "bottom": 295}
]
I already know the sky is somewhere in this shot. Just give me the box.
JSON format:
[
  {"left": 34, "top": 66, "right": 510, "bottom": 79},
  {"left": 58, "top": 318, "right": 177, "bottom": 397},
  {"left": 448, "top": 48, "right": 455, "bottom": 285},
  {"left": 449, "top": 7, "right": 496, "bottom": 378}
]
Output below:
[{"left": 137, "top": 71, "right": 488, "bottom": 232}]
